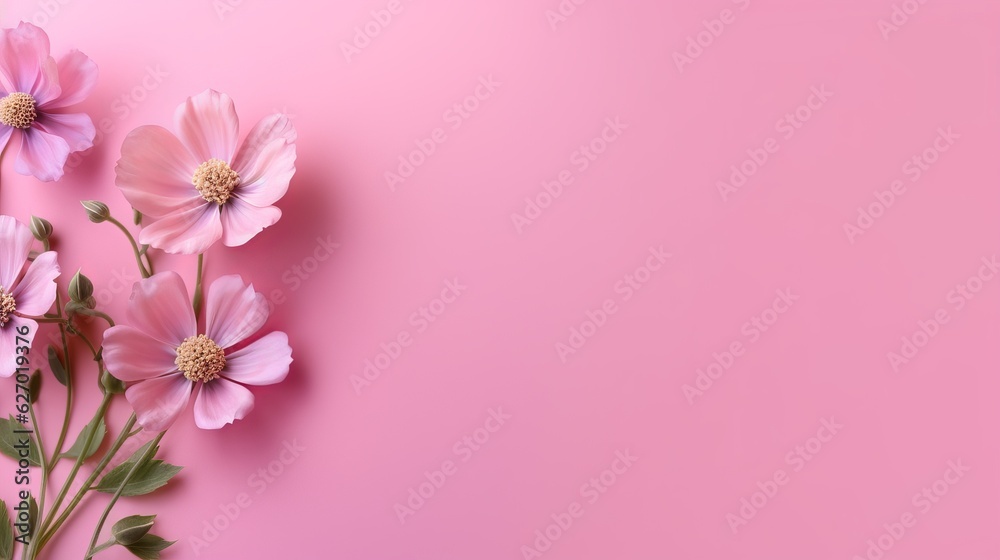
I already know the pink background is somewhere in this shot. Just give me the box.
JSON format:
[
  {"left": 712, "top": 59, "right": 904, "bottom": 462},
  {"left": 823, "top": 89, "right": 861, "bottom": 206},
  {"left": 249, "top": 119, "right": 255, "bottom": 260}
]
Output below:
[{"left": 2, "top": 0, "right": 1000, "bottom": 558}]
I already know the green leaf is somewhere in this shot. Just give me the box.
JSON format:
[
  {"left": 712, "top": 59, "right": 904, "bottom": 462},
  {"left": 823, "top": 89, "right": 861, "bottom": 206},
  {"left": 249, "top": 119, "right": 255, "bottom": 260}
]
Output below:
[
  {"left": 0, "top": 416, "right": 40, "bottom": 466},
  {"left": 96, "top": 443, "right": 181, "bottom": 497},
  {"left": 28, "top": 371, "right": 41, "bottom": 404},
  {"left": 123, "top": 534, "right": 174, "bottom": 560},
  {"left": 27, "top": 496, "right": 37, "bottom": 541},
  {"left": 47, "top": 346, "right": 67, "bottom": 386},
  {"left": 61, "top": 417, "right": 106, "bottom": 460},
  {"left": 112, "top": 515, "right": 156, "bottom": 546},
  {"left": 0, "top": 500, "right": 12, "bottom": 560}
]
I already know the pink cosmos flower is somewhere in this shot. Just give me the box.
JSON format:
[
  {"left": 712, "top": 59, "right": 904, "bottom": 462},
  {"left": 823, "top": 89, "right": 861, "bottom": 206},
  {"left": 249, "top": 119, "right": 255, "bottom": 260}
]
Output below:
[
  {"left": 102, "top": 271, "right": 292, "bottom": 430},
  {"left": 115, "top": 89, "right": 297, "bottom": 255},
  {"left": 0, "top": 215, "right": 60, "bottom": 377},
  {"left": 0, "top": 22, "right": 97, "bottom": 182}
]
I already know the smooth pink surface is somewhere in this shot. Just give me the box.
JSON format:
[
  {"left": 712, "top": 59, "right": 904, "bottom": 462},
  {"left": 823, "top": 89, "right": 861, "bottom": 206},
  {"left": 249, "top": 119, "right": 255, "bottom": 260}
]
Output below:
[{"left": 1, "top": 1, "right": 999, "bottom": 558}]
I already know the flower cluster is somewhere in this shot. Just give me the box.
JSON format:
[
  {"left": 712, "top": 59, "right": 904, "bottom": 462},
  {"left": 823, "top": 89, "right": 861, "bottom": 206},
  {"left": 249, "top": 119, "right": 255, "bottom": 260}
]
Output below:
[{"left": 0, "top": 22, "right": 300, "bottom": 560}]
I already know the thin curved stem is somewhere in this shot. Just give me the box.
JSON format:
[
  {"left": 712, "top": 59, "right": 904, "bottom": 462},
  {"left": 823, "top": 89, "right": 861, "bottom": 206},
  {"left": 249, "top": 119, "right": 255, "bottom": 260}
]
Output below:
[
  {"left": 105, "top": 216, "right": 150, "bottom": 279},
  {"left": 192, "top": 253, "right": 204, "bottom": 317},
  {"left": 34, "top": 414, "right": 137, "bottom": 554},
  {"left": 83, "top": 431, "right": 165, "bottom": 559},
  {"left": 31, "top": 394, "right": 111, "bottom": 556},
  {"left": 49, "top": 293, "right": 73, "bottom": 466}
]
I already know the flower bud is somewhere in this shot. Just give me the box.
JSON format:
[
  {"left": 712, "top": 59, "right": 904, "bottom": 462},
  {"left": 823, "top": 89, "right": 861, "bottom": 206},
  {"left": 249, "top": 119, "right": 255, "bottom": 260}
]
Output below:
[
  {"left": 29, "top": 216, "right": 52, "bottom": 241},
  {"left": 81, "top": 200, "right": 110, "bottom": 223},
  {"left": 133, "top": 208, "right": 143, "bottom": 225},
  {"left": 69, "top": 270, "right": 94, "bottom": 303},
  {"left": 101, "top": 370, "right": 126, "bottom": 395}
]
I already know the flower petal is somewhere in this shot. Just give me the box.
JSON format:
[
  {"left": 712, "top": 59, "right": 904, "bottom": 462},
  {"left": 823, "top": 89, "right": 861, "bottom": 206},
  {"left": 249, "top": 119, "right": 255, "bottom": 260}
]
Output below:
[
  {"left": 103, "top": 325, "right": 179, "bottom": 382},
  {"left": 174, "top": 89, "right": 239, "bottom": 163},
  {"left": 137, "top": 203, "right": 222, "bottom": 255},
  {"left": 224, "top": 332, "right": 292, "bottom": 386},
  {"left": 0, "top": 125, "right": 13, "bottom": 153},
  {"left": 43, "top": 49, "right": 97, "bottom": 109},
  {"left": 11, "top": 251, "right": 59, "bottom": 315},
  {"left": 232, "top": 114, "right": 296, "bottom": 207},
  {"left": 34, "top": 111, "right": 95, "bottom": 153},
  {"left": 193, "top": 378, "right": 255, "bottom": 429},
  {"left": 205, "top": 274, "right": 268, "bottom": 348},
  {"left": 219, "top": 198, "right": 281, "bottom": 247},
  {"left": 125, "top": 374, "right": 192, "bottom": 432},
  {"left": 0, "top": 22, "right": 55, "bottom": 97},
  {"left": 0, "top": 317, "right": 36, "bottom": 378},
  {"left": 0, "top": 215, "right": 33, "bottom": 289},
  {"left": 115, "top": 125, "right": 203, "bottom": 218},
  {"left": 124, "top": 271, "right": 196, "bottom": 345},
  {"left": 14, "top": 127, "right": 71, "bottom": 182}
]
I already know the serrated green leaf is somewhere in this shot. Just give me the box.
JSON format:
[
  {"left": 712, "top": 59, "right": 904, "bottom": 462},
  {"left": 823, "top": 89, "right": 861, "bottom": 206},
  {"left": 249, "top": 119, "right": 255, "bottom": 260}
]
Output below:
[
  {"left": 124, "top": 533, "right": 174, "bottom": 560},
  {"left": 0, "top": 500, "right": 12, "bottom": 560},
  {"left": 112, "top": 515, "right": 156, "bottom": 546},
  {"left": 96, "top": 443, "right": 181, "bottom": 497},
  {"left": 61, "top": 417, "right": 106, "bottom": 460},
  {"left": 47, "top": 346, "right": 67, "bottom": 386},
  {"left": 0, "top": 416, "right": 40, "bottom": 467}
]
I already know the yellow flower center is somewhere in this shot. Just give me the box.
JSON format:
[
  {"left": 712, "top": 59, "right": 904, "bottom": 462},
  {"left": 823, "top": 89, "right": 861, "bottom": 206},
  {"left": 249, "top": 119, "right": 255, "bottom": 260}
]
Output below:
[
  {"left": 0, "top": 92, "right": 37, "bottom": 129},
  {"left": 175, "top": 334, "right": 226, "bottom": 383},
  {"left": 192, "top": 158, "right": 240, "bottom": 204},
  {"left": 0, "top": 287, "right": 15, "bottom": 328}
]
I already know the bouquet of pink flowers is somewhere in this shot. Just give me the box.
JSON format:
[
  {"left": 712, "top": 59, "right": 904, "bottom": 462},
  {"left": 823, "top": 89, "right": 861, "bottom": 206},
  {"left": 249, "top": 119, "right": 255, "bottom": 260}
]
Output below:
[{"left": 0, "top": 22, "right": 296, "bottom": 559}]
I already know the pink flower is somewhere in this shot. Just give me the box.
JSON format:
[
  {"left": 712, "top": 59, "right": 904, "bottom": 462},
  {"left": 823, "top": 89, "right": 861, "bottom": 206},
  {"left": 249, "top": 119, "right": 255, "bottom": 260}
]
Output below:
[
  {"left": 0, "top": 22, "right": 97, "bottom": 182},
  {"left": 0, "top": 216, "right": 60, "bottom": 377},
  {"left": 115, "top": 89, "right": 297, "bottom": 255},
  {"left": 102, "top": 271, "right": 292, "bottom": 430}
]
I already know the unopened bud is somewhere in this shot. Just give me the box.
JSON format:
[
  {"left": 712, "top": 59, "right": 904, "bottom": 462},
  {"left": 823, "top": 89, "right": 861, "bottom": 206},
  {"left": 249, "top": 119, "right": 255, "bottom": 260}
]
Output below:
[
  {"left": 81, "top": 200, "right": 110, "bottom": 223},
  {"left": 69, "top": 270, "right": 94, "bottom": 303},
  {"left": 29, "top": 216, "right": 52, "bottom": 241}
]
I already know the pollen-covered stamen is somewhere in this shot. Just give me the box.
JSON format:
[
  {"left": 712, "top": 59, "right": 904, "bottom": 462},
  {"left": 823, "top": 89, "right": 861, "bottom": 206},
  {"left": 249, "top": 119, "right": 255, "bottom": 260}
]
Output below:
[
  {"left": 193, "top": 158, "right": 240, "bottom": 205},
  {"left": 0, "top": 287, "right": 16, "bottom": 328},
  {"left": 0, "top": 92, "right": 37, "bottom": 129},
  {"left": 175, "top": 334, "right": 226, "bottom": 383}
]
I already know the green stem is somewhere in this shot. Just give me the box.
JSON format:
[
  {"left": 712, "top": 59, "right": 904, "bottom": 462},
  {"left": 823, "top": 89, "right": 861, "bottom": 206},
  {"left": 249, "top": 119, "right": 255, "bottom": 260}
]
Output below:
[
  {"left": 83, "top": 431, "right": 165, "bottom": 560},
  {"left": 85, "top": 538, "right": 116, "bottom": 558},
  {"left": 31, "top": 394, "right": 112, "bottom": 556},
  {"left": 192, "top": 253, "right": 204, "bottom": 317},
  {"left": 34, "top": 414, "right": 137, "bottom": 555},
  {"left": 106, "top": 217, "right": 150, "bottom": 279},
  {"left": 49, "top": 294, "right": 73, "bottom": 468},
  {"left": 27, "top": 401, "right": 47, "bottom": 556}
]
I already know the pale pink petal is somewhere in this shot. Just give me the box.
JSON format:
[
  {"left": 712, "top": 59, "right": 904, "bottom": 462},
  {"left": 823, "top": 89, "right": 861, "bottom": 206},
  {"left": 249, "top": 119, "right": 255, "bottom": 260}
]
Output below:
[
  {"left": 205, "top": 274, "right": 268, "bottom": 348},
  {"left": 219, "top": 198, "right": 281, "bottom": 247},
  {"left": 232, "top": 114, "right": 296, "bottom": 207},
  {"left": 14, "top": 127, "right": 71, "bottom": 182},
  {"left": 0, "top": 215, "right": 33, "bottom": 289},
  {"left": 42, "top": 49, "right": 97, "bottom": 109},
  {"left": 102, "top": 326, "right": 179, "bottom": 382},
  {"left": 174, "top": 89, "right": 239, "bottom": 163},
  {"left": 193, "top": 378, "right": 255, "bottom": 429},
  {"left": 0, "top": 125, "right": 13, "bottom": 153},
  {"left": 125, "top": 373, "right": 192, "bottom": 432},
  {"left": 0, "top": 22, "right": 54, "bottom": 96},
  {"left": 115, "top": 125, "right": 203, "bottom": 218},
  {"left": 10, "top": 251, "right": 58, "bottom": 315},
  {"left": 124, "top": 271, "right": 196, "bottom": 345},
  {"left": 223, "top": 332, "right": 292, "bottom": 386},
  {"left": 30, "top": 56, "right": 61, "bottom": 106},
  {"left": 34, "top": 111, "right": 95, "bottom": 152},
  {"left": 0, "top": 317, "right": 36, "bottom": 378},
  {"left": 137, "top": 203, "right": 222, "bottom": 255}
]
